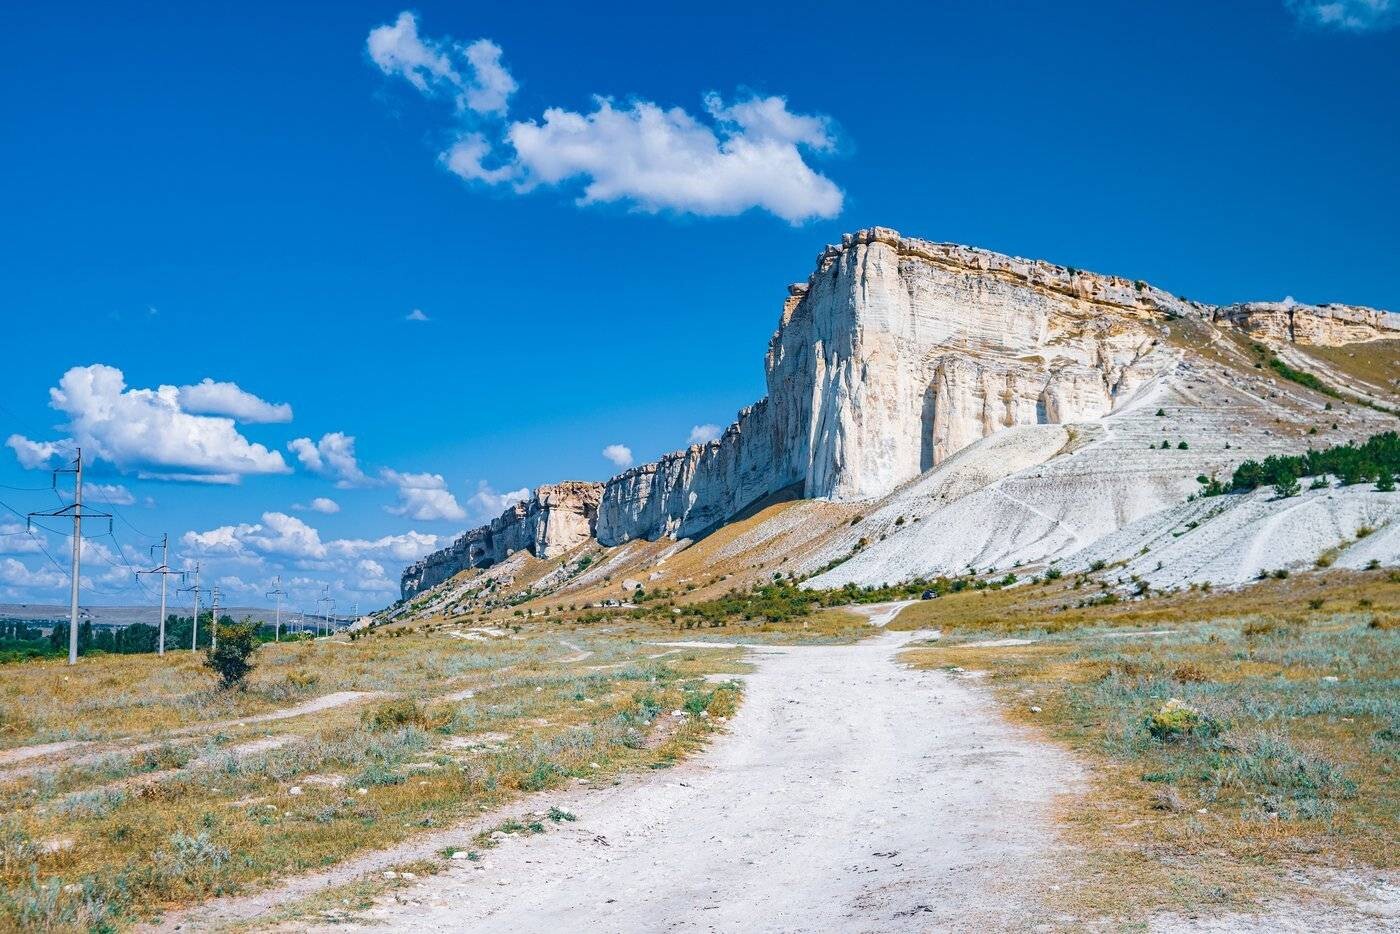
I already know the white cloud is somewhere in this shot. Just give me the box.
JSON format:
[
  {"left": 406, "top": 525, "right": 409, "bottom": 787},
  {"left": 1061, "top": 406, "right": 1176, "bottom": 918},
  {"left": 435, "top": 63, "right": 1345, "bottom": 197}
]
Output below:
[
  {"left": 0, "top": 557, "right": 66, "bottom": 590},
  {"left": 348, "top": 558, "right": 395, "bottom": 594},
  {"left": 367, "top": 12, "right": 517, "bottom": 115},
  {"left": 182, "top": 511, "right": 326, "bottom": 561},
  {"left": 288, "top": 432, "right": 371, "bottom": 488},
  {"left": 405, "top": 308, "right": 430, "bottom": 322},
  {"left": 1286, "top": 0, "right": 1397, "bottom": 30},
  {"left": 688, "top": 423, "right": 722, "bottom": 445},
  {"left": 0, "top": 524, "right": 43, "bottom": 555},
  {"left": 329, "top": 530, "right": 455, "bottom": 562},
  {"left": 176, "top": 378, "right": 292, "bottom": 423},
  {"left": 56, "top": 483, "right": 136, "bottom": 506},
  {"left": 381, "top": 469, "right": 467, "bottom": 521},
  {"left": 467, "top": 481, "right": 531, "bottom": 519},
  {"left": 7, "top": 365, "right": 289, "bottom": 483},
  {"left": 293, "top": 496, "right": 340, "bottom": 514},
  {"left": 368, "top": 14, "right": 842, "bottom": 224},
  {"left": 602, "top": 443, "right": 634, "bottom": 468},
  {"left": 5, "top": 435, "right": 75, "bottom": 469},
  {"left": 500, "top": 95, "right": 843, "bottom": 222}
]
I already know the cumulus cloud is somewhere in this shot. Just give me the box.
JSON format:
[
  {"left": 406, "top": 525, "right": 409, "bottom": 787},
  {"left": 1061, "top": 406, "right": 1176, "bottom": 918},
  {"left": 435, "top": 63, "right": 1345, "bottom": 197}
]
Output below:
[
  {"left": 467, "top": 481, "right": 530, "bottom": 519},
  {"left": 288, "top": 432, "right": 371, "bottom": 488},
  {"left": 182, "top": 511, "right": 326, "bottom": 560},
  {"left": 328, "top": 530, "right": 455, "bottom": 562},
  {"left": 6, "top": 365, "right": 289, "bottom": 483},
  {"left": 0, "top": 557, "right": 66, "bottom": 590},
  {"left": 6, "top": 435, "right": 76, "bottom": 469},
  {"left": 602, "top": 444, "right": 634, "bottom": 468},
  {"left": 367, "top": 13, "right": 843, "bottom": 224},
  {"left": 293, "top": 496, "right": 340, "bottom": 514},
  {"left": 176, "top": 378, "right": 292, "bottom": 423},
  {"left": 405, "top": 308, "right": 430, "bottom": 322},
  {"left": 1286, "top": 0, "right": 1398, "bottom": 30},
  {"left": 688, "top": 424, "right": 723, "bottom": 445},
  {"left": 367, "top": 11, "right": 516, "bottom": 114},
  {"left": 381, "top": 468, "right": 467, "bottom": 521},
  {"left": 0, "top": 523, "right": 43, "bottom": 555}
]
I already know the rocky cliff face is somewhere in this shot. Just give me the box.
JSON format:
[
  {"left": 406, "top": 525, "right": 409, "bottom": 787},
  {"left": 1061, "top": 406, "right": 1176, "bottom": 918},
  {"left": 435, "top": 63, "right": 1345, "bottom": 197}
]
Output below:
[
  {"left": 1214, "top": 301, "right": 1400, "bottom": 345},
  {"left": 401, "top": 226, "right": 1399, "bottom": 597},
  {"left": 596, "top": 228, "right": 1178, "bottom": 542},
  {"left": 401, "top": 481, "right": 602, "bottom": 599}
]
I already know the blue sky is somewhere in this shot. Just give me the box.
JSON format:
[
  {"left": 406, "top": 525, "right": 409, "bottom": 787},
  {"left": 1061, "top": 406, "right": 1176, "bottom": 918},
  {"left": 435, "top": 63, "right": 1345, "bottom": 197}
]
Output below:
[{"left": 1, "top": 0, "right": 1397, "bottom": 612}]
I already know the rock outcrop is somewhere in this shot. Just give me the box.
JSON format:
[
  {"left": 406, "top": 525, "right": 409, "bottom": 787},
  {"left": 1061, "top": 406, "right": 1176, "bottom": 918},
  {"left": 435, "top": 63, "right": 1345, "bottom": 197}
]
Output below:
[
  {"left": 401, "top": 481, "right": 602, "bottom": 598},
  {"left": 401, "top": 226, "right": 1399, "bottom": 597},
  {"left": 1214, "top": 301, "right": 1400, "bottom": 346},
  {"left": 595, "top": 228, "right": 1175, "bottom": 542}
]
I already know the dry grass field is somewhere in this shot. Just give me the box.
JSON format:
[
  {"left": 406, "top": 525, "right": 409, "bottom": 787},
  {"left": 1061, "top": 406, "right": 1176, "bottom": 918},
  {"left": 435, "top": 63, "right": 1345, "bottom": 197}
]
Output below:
[
  {"left": 899, "top": 565, "right": 1399, "bottom": 921},
  {"left": 1, "top": 613, "right": 850, "bottom": 930}
]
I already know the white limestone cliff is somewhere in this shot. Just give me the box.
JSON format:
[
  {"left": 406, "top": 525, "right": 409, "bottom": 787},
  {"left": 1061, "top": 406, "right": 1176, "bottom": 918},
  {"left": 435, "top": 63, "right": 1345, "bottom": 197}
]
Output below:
[
  {"left": 401, "top": 227, "right": 1398, "bottom": 597},
  {"left": 401, "top": 481, "right": 602, "bottom": 598}
]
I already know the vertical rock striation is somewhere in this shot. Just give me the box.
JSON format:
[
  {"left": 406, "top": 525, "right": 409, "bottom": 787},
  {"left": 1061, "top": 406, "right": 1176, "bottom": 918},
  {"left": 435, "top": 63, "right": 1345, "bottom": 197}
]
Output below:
[{"left": 595, "top": 228, "right": 1176, "bottom": 542}]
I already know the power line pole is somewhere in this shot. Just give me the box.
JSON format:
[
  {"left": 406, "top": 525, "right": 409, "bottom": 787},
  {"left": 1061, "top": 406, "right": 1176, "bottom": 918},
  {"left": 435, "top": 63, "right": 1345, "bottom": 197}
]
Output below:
[
  {"left": 177, "top": 561, "right": 205, "bottom": 651},
  {"left": 209, "top": 585, "right": 221, "bottom": 650},
  {"left": 266, "top": 576, "right": 287, "bottom": 642},
  {"left": 317, "top": 586, "right": 333, "bottom": 638},
  {"left": 136, "top": 534, "right": 184, "bottom": 656},
  {"left": 27, "top": 448, "right": 110, "bottom": 665}
]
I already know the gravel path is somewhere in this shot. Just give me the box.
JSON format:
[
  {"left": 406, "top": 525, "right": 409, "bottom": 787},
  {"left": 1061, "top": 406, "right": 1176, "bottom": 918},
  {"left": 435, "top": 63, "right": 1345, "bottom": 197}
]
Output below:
[{"left": 277, "top": 628, "right": 1079, "bottom": 933}]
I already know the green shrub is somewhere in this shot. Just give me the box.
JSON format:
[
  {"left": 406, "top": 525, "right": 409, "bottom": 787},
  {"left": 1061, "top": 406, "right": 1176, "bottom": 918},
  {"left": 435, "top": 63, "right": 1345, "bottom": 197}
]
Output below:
[
  {"left": 1146, "top": 699, "right": 1221, "bottom": 742},
  {"left": 204, "top": 619, "right": 259, "bottom": 689}
]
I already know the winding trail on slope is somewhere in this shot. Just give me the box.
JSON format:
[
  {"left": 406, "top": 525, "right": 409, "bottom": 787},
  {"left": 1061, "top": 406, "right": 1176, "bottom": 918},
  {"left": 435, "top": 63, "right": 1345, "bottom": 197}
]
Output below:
[{"left": 266, "top": 626, "right": 1080, "bottom": 933}]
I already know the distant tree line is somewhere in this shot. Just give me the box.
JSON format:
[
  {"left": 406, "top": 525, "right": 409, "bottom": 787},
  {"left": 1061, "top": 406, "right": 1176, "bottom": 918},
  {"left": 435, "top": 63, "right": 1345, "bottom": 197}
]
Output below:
[
  {"left": 1203, "top": 431, "right": 1399, "bottom": 496},
  {"left": 0, "top": 612, "right": 299, "bottom": 664}
]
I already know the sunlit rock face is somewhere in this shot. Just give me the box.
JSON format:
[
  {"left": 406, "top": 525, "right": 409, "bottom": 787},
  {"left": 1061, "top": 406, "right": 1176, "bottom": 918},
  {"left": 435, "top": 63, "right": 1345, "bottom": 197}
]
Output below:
[
  {"left": 1214, "top": 301, "right": 1400, "bottom": 346},
  {"left": 403, "top": 226, "right": 1399, "bottom": 595},
  {"left": 597, "top": 228, "right": 1179, "bottom": 541},
  {"left": 401, "top": 482, "right": 602, "bottom": 599}
]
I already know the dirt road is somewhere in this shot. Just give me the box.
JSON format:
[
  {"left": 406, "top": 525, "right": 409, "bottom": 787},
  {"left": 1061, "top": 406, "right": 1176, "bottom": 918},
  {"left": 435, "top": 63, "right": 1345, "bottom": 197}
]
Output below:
[{"left": 301, "top": 626, "right": 1078, "bottom": 932}]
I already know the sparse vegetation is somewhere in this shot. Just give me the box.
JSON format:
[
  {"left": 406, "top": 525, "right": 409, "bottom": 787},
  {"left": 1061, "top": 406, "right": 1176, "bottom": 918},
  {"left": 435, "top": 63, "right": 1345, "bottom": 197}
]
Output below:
[{"left": 901, "top": 567, "right": 1398, "bottom": 918}]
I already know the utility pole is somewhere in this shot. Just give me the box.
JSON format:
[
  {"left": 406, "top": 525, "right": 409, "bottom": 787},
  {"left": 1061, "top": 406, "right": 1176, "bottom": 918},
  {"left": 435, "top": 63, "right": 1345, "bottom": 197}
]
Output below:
[
  {"left": 27, "top": 448, "right": 110, "bottom": 665},
  {"left": 209, "top": 585, "right": 221, "bottom": 650},
  {"left": 136, "top": 534, "right": 184, "bottom": 656},
  {"left": 177, "top": 561, "right": 205, "bottom": 651},
  {"left": 266, "top": 576, "right": 287, "bottom": 642},
  {"left": 317, "top": 586, "right": 334, "bottom": 638}
]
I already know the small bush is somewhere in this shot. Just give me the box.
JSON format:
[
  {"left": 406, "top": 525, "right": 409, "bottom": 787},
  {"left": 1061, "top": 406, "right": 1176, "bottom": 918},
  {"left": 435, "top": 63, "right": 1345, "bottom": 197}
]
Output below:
[
  {"left": 1170, "top": 663, "right": 1210, "bottom": 684},
  {"left": 365, "top": 698, "right": 428, "bottom": 731},
  {"left": 205, "top": 619, "right": 259, "bottom": 689},
  {"left": 1146, "top": 699, "right": 1221, "bottom": 742},
  {"left": 354, "top": 763, "right": 405, "bottom": 787}
]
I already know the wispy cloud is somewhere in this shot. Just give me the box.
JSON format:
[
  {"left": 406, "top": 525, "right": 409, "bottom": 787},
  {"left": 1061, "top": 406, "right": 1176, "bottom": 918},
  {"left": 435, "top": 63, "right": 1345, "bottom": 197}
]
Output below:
[
  {"left": 1286, "top": 0, "right": 1398, "bottom": 30},
  {"left": 405, "top": 308, "right": 430, "bottom": 322},
  {"left": 367, "top": 12, "right": 843, "bottom": 224}
]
